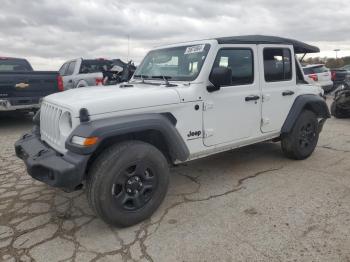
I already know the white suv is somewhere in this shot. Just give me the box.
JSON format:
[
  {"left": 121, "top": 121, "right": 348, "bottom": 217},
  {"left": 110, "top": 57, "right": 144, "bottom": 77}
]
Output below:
[
  {"left": 16, "top": 35, "right": 330, "bottom": 227},
  {"left": 302, "top": 64, "right": 333, "bottom": 92}
]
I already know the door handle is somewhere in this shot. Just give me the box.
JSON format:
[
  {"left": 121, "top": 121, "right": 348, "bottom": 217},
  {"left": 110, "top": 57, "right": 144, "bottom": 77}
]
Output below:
[
  {"left": 68, "top": 79, "right": 73, "bottom": 83},
  {"left": 282, "top": 90, "right": 295, "bottom": 96},
  {"left": 245, "top": 95, "right": 260, "bottom": 101}
]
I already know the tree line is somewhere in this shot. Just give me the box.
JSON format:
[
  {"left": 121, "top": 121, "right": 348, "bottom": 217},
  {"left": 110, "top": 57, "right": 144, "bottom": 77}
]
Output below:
[{"left": 302, "top": 56, "right": 350, "bottom": 69}]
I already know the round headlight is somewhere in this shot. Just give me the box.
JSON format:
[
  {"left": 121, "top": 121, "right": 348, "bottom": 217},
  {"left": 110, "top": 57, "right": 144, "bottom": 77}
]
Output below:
[{"left": 59, "top": 111, "right": 72, "bottom": 136}]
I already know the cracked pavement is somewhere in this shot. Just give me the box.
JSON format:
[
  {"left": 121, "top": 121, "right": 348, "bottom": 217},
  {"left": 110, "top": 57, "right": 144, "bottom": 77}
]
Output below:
[{"left": 0, "top": 104, "right": 350, "bottom": 262}]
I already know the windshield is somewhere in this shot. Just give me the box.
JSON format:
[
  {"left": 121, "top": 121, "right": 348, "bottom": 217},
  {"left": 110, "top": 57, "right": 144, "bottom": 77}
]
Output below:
[{"left": 134, "top": 44, "right": 210, "bottom": 81}]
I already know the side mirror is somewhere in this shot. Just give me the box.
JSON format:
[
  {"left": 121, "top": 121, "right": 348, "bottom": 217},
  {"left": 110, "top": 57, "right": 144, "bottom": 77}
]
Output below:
[{"left": 208, "top": 66, "right": 232, "bottom": 92}]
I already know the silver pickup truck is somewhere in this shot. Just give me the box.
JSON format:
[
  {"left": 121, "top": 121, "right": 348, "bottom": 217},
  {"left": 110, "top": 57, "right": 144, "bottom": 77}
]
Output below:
[{"left": 59, "top": 58, "right": 110, "bottom": 90}]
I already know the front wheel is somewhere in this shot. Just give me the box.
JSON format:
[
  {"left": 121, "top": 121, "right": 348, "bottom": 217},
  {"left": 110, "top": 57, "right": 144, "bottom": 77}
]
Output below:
[
  {"left": 86, "top": 141, "right": 169, "bottom": 227},
  {"left": 281, "top": 110, "right": 319, "bottom": 160}
]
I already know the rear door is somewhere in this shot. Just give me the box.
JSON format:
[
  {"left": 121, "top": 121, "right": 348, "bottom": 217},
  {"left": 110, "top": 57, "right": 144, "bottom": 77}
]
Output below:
[
  {"left": 259, "top": 45, "right": 296, "bottom": 133},
  {"left": 203, "top": 45, "right": 262, "bottom": 146}
]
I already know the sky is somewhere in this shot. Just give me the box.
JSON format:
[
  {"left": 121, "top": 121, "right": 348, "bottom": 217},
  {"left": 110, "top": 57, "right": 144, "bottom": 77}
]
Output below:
[{"left": 1, "top": 0, "right": 349, "bottom": 70}]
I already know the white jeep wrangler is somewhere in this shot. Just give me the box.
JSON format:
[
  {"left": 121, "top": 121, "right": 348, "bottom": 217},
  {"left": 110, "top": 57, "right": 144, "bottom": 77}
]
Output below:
[{"left": 15, "top": 35, "right": 330, "bottom": 227}]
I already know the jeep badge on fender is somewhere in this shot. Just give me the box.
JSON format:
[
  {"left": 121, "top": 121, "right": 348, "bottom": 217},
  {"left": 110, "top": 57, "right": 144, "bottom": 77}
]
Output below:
[{"left": 187, "top": 130, "right": 202, "bottom": 138}]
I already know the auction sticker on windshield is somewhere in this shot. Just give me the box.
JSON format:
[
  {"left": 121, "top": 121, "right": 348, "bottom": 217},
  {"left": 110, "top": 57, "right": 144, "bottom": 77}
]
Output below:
[{"left": 184, "top": 44, "right": 205, "bottom": 54}]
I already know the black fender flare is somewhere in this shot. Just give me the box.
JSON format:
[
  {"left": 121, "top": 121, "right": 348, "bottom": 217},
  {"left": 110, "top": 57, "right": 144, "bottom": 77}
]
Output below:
[
  {"left": 65, "top": 113, "right": 190, "bottom": 162},
  {"left": 281, "top": 94, "right": 330, "bottom": 136}
]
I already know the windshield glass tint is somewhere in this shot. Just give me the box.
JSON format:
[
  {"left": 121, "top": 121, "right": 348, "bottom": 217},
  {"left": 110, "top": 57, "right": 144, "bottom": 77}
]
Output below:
[{"left": 134, "top": 44, "right": 210, "bottom": 81}]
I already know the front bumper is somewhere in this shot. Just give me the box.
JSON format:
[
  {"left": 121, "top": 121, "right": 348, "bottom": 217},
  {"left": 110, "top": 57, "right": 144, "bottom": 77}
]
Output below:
[
  {"left": 0, "top": 99, "right": 40, "bottom": 111},
  {"left": 15, "top": 128, "right": 89, "bottom": 191}
]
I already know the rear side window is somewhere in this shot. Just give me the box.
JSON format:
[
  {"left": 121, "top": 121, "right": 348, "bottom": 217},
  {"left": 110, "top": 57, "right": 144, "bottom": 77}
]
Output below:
[
  {"left": 80, "top": 60, "right": 112, "bottom": 74},
  {"left": 263, "top": 48, "right": 292, "bottom": 82},
  {"left": 66, "top": 61, "right": 76, "bottom": 75},
  {"left": 212, "top": 49, "right": 254, "bottom": 86},
  {"left": 0, "top": 59, "right": 32, "bottom": 72}
]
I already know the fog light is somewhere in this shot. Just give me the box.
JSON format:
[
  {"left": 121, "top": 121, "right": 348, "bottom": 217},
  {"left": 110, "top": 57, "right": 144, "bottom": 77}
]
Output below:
[
  {"left": 71, "top": 136, "right": 98, "bottom": 146},
  {"left": 0, "top": 100, "right": 9, "bottom": 108}
]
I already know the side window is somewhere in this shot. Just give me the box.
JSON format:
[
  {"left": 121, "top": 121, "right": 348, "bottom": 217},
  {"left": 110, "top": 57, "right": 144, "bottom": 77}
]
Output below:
[
  {"left": 59, "top": 63, "right": 68, "bottom": 75},
  {"left": 212, "top": 49, "right": 254, "bottom": 86},
  {"left": 263, "top": 48, "right": 292, "bottom": 82},
  {"left": 65, "top": 61, "right": 76, "bottom": 76}
]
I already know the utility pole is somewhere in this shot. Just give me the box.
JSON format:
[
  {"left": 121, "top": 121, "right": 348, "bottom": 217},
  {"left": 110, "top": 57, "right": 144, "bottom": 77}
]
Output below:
[{"left": 334, "top": 49, "right": 340, "bottom": 59}]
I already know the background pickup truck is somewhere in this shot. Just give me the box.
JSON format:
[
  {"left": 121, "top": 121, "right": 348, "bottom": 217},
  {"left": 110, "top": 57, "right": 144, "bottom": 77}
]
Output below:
[
  {"left": 59, "top": 58, "right": 109, "bottom": 90},
  {"left": 331, "top": 66, "right": 350, "bottom": 90},
  {"left": 0, "top": 57, "right": 62, "bottom": 112},
  {"left": 59, "top": 58, "right": 136, "bottom": 90}
]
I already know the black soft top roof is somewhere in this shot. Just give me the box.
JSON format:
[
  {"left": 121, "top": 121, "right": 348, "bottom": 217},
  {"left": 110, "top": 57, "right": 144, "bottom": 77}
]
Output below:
[{"left": 216, "top": 35, "right": 320, "bottom": 54}]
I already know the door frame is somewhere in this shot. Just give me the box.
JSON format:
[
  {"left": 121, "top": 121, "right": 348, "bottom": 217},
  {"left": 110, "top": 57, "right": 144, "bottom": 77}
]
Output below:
[{"left": 257, "top": 44, "right": 297, "bottom": 133}]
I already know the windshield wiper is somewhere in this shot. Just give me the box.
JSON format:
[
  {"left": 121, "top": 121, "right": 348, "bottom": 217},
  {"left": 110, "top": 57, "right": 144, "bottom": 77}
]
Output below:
[
  {"left": 134, "top": 74, "right": 149, "bottom": 83},
  {"left": 134, "top": 74, "right": 149, "bottom": 78},
  {"left": 151, "top": 75, "right": 176, "bottom": 87}
]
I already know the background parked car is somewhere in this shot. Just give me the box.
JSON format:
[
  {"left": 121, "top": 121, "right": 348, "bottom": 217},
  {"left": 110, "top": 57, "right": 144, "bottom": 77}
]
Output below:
[
  {"left": 302, "top": 64, "right": 334, "bottom": 93},
  {"left": 340, "top": 64, "right": 350, "bottom": 71},
  {"left": 0, "top": 57, "right": 62, "bottom": 113},
  {"left": 331, "top": 65, "right": 350, "bottom": 91}
]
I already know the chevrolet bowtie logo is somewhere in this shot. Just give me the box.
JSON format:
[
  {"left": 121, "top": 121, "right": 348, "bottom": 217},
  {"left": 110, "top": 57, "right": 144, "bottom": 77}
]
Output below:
[{"left": 15, "top": 82, "right": 29, "bottom": 89}]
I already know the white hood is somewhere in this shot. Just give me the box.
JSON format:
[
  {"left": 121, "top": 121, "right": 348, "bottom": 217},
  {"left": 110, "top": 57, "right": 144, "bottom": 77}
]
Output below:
[{"left": 44, "top": 84, "right": 181, "bottom": 117}]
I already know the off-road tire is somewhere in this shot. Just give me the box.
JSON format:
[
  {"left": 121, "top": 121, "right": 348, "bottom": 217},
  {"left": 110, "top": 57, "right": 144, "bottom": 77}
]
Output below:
[
  {"left": 86, "top": 141, "right": 169, "bottom": 227},
  {"left": 281, "top": 110, "right": 319, "bottom": 160}
]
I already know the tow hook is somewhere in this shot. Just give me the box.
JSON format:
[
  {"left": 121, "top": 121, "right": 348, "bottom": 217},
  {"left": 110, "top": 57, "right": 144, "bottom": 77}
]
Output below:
[
  {"left": 34, "top": 149, "right": 48, "bottom": 159},
  {"left": 22, "top": 133, "right": 31, "bottom": 139}
]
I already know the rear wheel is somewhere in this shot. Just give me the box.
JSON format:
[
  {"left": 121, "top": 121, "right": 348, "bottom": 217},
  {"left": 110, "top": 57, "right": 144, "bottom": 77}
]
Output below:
[
  {"left": 86, "top": 141, "right": 169, "bottom": 227},
  {"left": 281, "top": 110, "right": 319, "bottom": 160}
]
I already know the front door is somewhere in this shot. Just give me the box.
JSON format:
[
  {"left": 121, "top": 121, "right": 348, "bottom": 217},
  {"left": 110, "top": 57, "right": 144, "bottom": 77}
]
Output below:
[
  {"left": 258, "top": 45, "right": 296, "bottom": 133},
  {"left": 203, "top": 46, "right": 261, "bottom": 146},
  {"left": 62, "top": 61, "right": 76, "bottom": 90}
]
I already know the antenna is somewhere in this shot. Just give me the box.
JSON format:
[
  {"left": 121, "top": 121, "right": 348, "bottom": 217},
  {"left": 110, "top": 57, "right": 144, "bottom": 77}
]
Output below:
[{"left": 127, "top": 35, "right": 130, "bottom": 61}]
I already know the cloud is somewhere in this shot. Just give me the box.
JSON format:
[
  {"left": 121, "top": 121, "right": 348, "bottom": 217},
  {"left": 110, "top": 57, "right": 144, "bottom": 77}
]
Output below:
[{"left": 0, "top": 0, "right": 349, "bottom": 70}]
